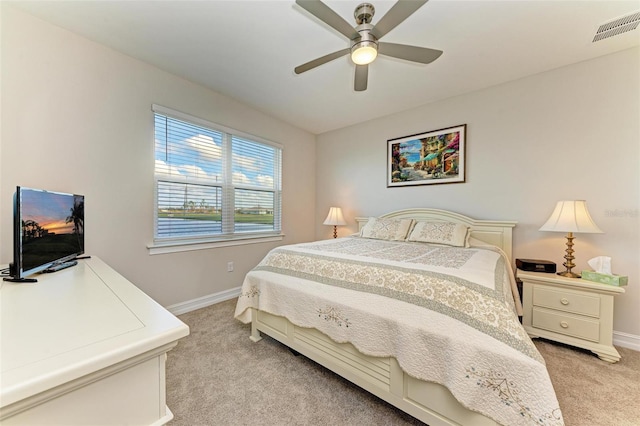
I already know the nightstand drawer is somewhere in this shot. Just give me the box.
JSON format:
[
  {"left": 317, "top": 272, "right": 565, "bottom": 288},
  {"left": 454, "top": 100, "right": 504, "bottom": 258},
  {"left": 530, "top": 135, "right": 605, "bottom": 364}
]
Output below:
[
  {"left": 532, "top": 286, "right": 600, "bottom": 317},
  {"left": 532, "top": 307, "right": 600, "bottom": 342}
]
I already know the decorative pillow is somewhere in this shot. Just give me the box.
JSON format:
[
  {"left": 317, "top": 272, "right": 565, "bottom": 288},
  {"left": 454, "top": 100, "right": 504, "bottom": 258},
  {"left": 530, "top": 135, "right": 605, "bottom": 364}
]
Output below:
[
  {"left": 407, "top": 221, "right": 470, "bottom": 247},
  {"left": 360, "top": 217, "right": 414, "bottom": 241}
]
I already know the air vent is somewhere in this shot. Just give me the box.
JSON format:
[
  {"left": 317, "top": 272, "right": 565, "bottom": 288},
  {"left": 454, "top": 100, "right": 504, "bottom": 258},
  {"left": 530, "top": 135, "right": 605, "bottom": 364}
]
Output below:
[{"left": 593, "top": 11, "right": 640, "bottom": 42}]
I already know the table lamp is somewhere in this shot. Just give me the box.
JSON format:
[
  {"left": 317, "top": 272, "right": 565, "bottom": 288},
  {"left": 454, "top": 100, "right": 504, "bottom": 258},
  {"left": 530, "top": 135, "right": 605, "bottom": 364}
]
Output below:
[
  {"left": 539, "top": 200, "right": 603, "bottom": 278},
  {"left": 323, "top": 207, "right": 346, "bottom": 238}
]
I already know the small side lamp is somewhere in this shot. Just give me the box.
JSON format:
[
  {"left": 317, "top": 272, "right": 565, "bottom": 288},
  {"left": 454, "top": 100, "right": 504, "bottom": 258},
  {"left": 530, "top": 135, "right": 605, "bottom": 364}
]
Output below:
[
  {"left": 539, "top": 200, "right": 603, "bottom": 278},
  {"left": 323, "top": 207, "right": 347, "bottom": 238}
]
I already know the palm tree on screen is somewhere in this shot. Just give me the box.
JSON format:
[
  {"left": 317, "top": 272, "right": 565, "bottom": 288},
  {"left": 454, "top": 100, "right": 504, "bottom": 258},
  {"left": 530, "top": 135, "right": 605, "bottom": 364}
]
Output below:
[{"left": 66, "top": 199, "right": 84, "bottom": 250}]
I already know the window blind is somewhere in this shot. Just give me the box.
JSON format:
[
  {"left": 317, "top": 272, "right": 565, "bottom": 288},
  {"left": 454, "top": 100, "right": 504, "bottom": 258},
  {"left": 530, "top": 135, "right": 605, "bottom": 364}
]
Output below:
[{"left": 153, "top": 105, "right": 282, "bottom": 243}]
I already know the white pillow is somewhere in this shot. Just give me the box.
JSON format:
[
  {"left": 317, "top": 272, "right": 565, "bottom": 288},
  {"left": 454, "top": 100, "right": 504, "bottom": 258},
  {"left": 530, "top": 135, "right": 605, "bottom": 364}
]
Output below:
[
  {"left": 360, "top": 217, "right": 414, "bottom": 241},
  {"left": 407, "top": 221, "right": 470, "bottom": 247}
]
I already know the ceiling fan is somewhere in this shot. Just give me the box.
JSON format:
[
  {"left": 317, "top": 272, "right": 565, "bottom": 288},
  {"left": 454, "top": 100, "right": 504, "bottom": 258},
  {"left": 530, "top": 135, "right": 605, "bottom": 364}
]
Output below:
[{"left": 294, "top": 0, "right": 443, "bottom": 92}]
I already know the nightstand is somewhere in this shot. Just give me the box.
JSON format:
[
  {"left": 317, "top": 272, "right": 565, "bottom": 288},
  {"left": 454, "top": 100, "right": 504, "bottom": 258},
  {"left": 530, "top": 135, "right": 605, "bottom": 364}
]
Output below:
[{"left": 517, "top": 269, "right": 625, "bottom": 363}]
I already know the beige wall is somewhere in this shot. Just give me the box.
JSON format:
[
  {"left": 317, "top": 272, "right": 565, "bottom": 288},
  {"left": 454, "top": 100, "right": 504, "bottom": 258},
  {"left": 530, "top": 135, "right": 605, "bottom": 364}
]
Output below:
[
  {"left": 0, "top": 6, "right": 316, "bottom": 307},
  {"left": 316, "top": 47, "right": 640, "bottom": 340}
]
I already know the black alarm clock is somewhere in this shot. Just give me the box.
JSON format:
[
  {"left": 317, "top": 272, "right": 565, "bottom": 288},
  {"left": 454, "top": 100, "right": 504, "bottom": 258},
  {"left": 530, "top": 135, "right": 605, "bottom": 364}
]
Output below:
[{"left": 516, "top": 259, "right": 557, "bottom": 273}]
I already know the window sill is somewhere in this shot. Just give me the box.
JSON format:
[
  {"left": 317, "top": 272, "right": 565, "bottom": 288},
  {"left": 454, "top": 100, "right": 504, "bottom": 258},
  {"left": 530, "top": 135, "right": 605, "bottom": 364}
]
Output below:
[{"left": 147, "top": 233, "right": 284, "bottom": 255}]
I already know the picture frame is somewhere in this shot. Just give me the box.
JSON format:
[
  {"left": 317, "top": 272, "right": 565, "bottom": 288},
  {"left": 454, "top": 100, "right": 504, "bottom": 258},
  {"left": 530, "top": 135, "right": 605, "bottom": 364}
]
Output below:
[{"left": 387, "top": 124, "right": 466, "bottom": 187}]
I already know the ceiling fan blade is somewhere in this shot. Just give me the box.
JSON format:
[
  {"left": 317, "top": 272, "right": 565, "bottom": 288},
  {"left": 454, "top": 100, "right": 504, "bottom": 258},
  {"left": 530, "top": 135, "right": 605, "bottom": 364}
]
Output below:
[
  {"left": 294, "top": 48, "right": 350, "bottom": 74},
  {"left": 296, "top": 0, "right": 359, "bottom": 40},
  {"left": 370, "top": 0, "right": 428, "bottom": 39},
  {"left": 354, "top": 64, "right": 368, "bottom": 92},
  {"left": 378, "top": 42, "right": 442, "bottom": 64}
]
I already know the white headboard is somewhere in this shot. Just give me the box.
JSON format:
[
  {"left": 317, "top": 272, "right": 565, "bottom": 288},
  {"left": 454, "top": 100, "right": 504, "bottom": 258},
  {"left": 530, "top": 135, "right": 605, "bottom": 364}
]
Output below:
[{"left": 355, "top": 208, "right": 517, "bottom": 262}]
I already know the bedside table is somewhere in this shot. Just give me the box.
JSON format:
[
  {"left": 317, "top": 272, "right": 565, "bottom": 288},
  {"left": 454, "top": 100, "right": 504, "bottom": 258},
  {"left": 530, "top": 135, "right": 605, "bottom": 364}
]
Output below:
[{"left": 517, "top": 269, "right": 625, "bottom": 363}]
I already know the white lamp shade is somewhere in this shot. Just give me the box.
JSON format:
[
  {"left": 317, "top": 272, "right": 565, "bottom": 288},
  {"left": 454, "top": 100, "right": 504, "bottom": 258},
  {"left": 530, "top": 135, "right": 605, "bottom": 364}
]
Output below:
[
  {"left": 323, "top": 207, "right": 347, "bottom": 226},
  {"left": 539, "top": 200, "right": 603, "bottom": 234}
]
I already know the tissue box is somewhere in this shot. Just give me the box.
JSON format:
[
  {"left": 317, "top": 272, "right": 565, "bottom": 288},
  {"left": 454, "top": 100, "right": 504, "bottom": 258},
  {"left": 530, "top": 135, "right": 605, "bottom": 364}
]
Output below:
[{"left": 581, "top": 270, "right": 628, "bottom": 286}]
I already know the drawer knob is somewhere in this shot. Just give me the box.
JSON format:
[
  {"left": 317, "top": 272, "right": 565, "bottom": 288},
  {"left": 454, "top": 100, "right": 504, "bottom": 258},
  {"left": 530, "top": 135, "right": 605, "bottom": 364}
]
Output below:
[
  {"left": 560, "top": 321, "right": 569, "bottom": 329},
  {"left": 560, "top": 298, "right": 569, "bottom": 305}
]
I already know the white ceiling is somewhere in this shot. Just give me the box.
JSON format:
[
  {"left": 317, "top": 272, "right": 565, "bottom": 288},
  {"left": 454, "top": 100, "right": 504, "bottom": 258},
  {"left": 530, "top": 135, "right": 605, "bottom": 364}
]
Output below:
[{"left": 10, "top": 0, "right": 640, "bottom": 134}]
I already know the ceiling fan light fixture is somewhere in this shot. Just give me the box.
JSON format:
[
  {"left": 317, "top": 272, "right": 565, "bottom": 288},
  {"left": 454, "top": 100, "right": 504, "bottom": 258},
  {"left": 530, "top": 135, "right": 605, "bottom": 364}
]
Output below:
[
  {"left": 294, "top": 0, "right": 438, "bottom": 91},
  {"left": 351, "top": 41, "right": 378, "bottom": 65}
]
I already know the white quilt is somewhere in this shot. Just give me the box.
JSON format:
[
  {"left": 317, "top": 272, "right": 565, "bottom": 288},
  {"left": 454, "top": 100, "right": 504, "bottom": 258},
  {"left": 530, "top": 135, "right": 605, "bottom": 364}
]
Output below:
[{"left": 235, "top": 237, "right": 564, "bottom": 426}]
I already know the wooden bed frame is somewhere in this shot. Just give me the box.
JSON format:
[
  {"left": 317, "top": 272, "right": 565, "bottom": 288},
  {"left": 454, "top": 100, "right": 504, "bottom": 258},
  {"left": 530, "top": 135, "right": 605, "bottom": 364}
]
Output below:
[{"left": 248, "top": 208, "right": 516, "bottom": 426}]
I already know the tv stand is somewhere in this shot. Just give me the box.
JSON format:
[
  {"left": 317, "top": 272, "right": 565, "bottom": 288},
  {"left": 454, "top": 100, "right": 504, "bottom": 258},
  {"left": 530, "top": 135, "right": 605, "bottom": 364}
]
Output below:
[
  {"left": 0, "top": 257, "right": 189, "bottom": 425},
  {"left": 2, "top": 262, "right": 38, "bottom": 282},
  {"left": 2, "top": 277, "right": 38, "bottom": 283}
]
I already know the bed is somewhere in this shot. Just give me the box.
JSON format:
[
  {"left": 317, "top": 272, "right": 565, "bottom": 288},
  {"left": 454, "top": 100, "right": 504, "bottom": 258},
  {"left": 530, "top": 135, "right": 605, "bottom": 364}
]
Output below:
[{"left": 234, "top": 208, "right": 563, "bottom": 426}]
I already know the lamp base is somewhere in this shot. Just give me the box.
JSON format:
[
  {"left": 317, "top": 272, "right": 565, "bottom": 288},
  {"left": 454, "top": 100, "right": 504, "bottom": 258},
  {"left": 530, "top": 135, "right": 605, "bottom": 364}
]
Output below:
[
  {"left": 557, "top": 270, "right": 581, "bottom": 279},
  {"left": 557, "top": 231, "right": 580, "bottom": 278}
]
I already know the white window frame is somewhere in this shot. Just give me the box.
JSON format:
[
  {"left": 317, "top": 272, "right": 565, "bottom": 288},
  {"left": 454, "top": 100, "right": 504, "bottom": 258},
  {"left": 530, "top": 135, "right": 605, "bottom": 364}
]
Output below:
[{"left": 148, "top": 105, "right": 283, "bottom": 255}]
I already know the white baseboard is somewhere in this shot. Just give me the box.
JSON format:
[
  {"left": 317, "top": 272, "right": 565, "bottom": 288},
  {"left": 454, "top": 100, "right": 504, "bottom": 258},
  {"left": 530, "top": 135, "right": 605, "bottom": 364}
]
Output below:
[
  {"left": 166, "top": 287, "right": 241, "bottom": 316},
  {"left": 613, "top": 330, "right": 640, "bottom": 352}
]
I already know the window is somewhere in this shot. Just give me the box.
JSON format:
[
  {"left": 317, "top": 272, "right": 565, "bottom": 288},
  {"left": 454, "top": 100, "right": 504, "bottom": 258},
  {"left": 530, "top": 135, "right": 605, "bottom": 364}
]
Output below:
[{"left": 151, "top": 105, "right": 282, "bottom": 252}]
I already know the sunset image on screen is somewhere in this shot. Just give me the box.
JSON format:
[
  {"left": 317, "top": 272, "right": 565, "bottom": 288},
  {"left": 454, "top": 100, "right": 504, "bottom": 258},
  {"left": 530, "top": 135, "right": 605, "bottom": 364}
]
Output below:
[{"left": 22, "top": 191, "right": 77, "bottom": 236}]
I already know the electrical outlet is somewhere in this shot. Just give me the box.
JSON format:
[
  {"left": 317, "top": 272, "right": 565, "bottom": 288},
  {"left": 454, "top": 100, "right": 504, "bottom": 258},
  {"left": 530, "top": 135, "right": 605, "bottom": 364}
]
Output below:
[{"left": 227, "top": 261, "right": 234, "bottom": 272}]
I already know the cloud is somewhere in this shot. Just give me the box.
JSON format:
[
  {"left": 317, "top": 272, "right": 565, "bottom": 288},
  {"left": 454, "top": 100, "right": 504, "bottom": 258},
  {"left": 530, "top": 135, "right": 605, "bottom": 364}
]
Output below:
[
  {"left": 155, "top": 160, "right": 222, "bottom": 182},
  {"left": 256, "top": 174, "right": 274, "bottom": 188},
  {"left": 155, "top": 159, "right": 183, "bottom": 176},
  {"left": 179, "top": 164, "right": 212, "bottom": 180},
  {"left": 399, "top": 139, "right": 422, "bottom": 154},
  {"left": 233, "top": 153, "right": 261, "bottom": 173},
  {"left": 232, "top": 172, "right": 252, "bottom": 184},
  {"left": 184, "top": 134, "right": 222, "bottom": 161},
  {"left": 232, "top": 172, "right": 275, "bottom": 189}
]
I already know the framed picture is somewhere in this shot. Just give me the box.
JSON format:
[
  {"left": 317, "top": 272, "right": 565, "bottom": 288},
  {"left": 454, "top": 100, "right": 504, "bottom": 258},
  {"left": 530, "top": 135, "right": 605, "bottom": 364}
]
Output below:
[{"left": 387, "top": 124, "right": 466, "bottom": 187}]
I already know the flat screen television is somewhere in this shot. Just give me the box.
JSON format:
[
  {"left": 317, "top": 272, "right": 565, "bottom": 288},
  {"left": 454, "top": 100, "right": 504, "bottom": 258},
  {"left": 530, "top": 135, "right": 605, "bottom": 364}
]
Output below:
[{"left": 5, "top": 186, "right": 84, "bottom": 282}]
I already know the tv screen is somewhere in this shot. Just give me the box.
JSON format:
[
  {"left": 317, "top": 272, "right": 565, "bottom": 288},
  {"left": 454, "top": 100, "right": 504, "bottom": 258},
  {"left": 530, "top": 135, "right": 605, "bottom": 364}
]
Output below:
[{"left": 11, "top": 186, "right": 84, "bottom": 279}]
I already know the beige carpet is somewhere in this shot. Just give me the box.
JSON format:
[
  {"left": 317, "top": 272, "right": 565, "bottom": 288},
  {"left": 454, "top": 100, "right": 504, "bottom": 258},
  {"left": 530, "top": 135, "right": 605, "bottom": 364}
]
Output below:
[{"left": 166, "top": 299, "right": 640, "bottom": 425}]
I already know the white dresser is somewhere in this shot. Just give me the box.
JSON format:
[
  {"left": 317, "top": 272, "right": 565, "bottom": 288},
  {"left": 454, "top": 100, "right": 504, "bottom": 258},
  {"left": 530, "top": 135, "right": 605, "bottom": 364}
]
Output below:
[
  {"left": 0, "top": 257, "right": 189, "bottom": 424},
  {"left": 518, "top": 269, "right": 624, "bottom": 363}
]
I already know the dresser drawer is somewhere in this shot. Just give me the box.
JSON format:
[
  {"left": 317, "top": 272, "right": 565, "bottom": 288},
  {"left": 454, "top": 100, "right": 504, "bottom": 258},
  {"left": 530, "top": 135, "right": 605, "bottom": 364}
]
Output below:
[
  {"left": 532, "top": 307, "right": 600, "bottom": 342},
  {"left": 532, "top": 286, "right": 600, "bottom": 317}
]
